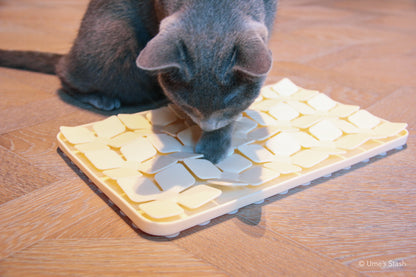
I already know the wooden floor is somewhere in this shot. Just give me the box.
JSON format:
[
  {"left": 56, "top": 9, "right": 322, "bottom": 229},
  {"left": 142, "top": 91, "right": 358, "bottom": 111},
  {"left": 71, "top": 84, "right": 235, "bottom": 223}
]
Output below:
[{"left": 1, "top": 0, "right": 415, "bottom": 276}]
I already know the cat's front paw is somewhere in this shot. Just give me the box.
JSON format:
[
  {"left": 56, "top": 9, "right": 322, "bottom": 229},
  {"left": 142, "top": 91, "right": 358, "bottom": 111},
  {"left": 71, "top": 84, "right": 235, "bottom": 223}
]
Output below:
[
  {"left": 77, "top": 93, "right": 121, "bottom": 111},
  {"left": 195, "top": 124, "right": 233, "bottom": 164},
  {"left": 89, "top": 95, "right": 121, "bottom": 111}
]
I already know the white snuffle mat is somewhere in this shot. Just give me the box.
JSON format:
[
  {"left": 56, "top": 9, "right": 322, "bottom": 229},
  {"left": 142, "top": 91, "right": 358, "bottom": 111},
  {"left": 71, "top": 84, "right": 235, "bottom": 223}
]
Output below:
[{"left": 57, "top": 78, "right": 408, "bottom": 237}]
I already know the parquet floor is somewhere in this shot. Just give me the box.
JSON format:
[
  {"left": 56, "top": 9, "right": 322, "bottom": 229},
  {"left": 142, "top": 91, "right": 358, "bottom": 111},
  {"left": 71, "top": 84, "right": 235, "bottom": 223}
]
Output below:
[{"left": 1, "top": 0, "right": 415, "bottom": 276}]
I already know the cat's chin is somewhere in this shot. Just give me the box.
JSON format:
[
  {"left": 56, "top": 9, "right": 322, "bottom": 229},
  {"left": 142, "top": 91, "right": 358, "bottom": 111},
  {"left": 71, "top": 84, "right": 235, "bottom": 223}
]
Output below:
[
  {"left": 197, "top": 117, "right": 235, "bottom": 132},
  {"left": 199, "top": 124, "right": 228, "bottom": 132}
]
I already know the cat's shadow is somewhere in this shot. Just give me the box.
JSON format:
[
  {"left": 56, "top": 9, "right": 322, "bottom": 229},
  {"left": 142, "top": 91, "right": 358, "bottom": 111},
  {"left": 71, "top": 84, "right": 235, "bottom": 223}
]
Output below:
[{"left": 57, "top": 88, "right": 169, "bottom": 116}]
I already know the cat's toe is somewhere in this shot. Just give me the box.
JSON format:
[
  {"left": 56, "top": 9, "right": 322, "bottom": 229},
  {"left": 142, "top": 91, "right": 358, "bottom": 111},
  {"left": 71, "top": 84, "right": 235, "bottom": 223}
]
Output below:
[
  {"left": 113, "top": 98, "right": 121, "bottom": 109},
  {"left": 86, "top": 95, "right": 121, "bottom": 111},
  {"left": 97, "top": 96, "right": 121, "bottom": 110}
]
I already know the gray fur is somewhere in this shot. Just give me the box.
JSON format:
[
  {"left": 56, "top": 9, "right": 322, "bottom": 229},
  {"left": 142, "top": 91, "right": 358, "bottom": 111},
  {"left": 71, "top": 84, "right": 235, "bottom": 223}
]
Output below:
[
  {"left": 137, "top": 0, "right": 277, "bottom": 162},
  {"left": 0, "top": 0, "right": 278, "bottom": 163}
]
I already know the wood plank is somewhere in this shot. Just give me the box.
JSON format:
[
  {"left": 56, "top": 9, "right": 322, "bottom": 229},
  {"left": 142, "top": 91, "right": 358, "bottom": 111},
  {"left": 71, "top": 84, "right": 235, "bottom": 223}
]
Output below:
[
  {"left": 0, "top": 93, "right": 81, "bottom": 134},
  {"left": 43, "top": 181, "right": 144, "bottom": 240},
  {"left": 0, "top": 239, "right": 227, "bottom": 277},
  {"left": 367, "top": 86, "right": 416, "bottom": 130},
  {"left": 0, "top": 128, "right": 73, "bottom": 180},
  {"left": 307, "top": 35, "right": 416, "bottom": 76},
  {"left": 237, "top": 135, "right": 416, "bottom": 274},
  {"left": 0, "top": 145, "right": 57, "bottom": 204},
  {"left": 0, "top": 0, "right": 85, "bottom": 52},
  {"left": 328, "top": 0, "right": 416, "bottom": 15},
  {"left": 0, "top": 179, "right": 107, "bottom": 260},
  {"left": 173, "top": 215, "right": 364, "bottom": 276},
  {"left": 0, "top": 0, "right": 415, "bottom": 275},
  {"left": 45, "top": 204, "right": 140, "bottom": 240},
  {"left": 275, "top": 3, "right": 365, "bottom": 33},
  {"left": 0, "top": 71, "right": 52, "bottom": 110},
  {"left": 0, "top": 110, "right": 106, "bottom": 180},
  {"left": 0, "top": 68, "right": 62, "bottom": 96}
]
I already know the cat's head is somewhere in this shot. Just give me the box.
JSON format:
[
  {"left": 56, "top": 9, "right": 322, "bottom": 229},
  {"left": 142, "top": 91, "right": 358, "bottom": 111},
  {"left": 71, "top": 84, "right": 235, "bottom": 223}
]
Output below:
[{"left": 136, "top": 11, "right": 272, "bottom": 131}]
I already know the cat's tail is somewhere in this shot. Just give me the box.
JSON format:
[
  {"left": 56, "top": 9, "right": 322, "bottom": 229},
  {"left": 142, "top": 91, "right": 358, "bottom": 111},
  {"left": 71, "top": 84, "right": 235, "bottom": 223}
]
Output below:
[{"left": 0, "top": 49, "right": 63, "bottom": 75}]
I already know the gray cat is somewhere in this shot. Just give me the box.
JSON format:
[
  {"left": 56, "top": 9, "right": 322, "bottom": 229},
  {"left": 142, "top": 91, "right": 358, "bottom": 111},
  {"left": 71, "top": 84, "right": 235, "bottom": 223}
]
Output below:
[{"left": 0, "top": 0, "right": 278, "bottom": 163}]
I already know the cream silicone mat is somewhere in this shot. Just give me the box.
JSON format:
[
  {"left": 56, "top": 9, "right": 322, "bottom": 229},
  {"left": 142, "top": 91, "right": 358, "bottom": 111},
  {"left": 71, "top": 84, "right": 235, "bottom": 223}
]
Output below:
[{"left": 57, "top": 78, "right": 408, "bottom": 237}]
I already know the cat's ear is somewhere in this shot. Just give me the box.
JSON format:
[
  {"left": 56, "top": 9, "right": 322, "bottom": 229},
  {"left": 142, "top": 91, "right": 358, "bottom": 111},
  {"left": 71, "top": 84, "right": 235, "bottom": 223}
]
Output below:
[
  {"left": 233, "top": 27, "right": 272, "bottom": 77},
  {"left": 136, "top": 33, "right": 182, "bottom": 72}
]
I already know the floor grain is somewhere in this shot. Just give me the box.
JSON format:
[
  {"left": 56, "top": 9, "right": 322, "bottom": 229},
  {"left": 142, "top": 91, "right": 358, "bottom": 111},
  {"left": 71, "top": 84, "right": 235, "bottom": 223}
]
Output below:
[{"left": 0, "top": 0, "right": 415, "bottom": 275}]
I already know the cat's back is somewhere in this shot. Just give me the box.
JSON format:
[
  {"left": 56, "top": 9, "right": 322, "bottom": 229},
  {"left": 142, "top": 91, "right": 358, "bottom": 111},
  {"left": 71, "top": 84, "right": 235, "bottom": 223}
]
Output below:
[{"left": 78, "top": 0, "right": 160, "bottom": 41}]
